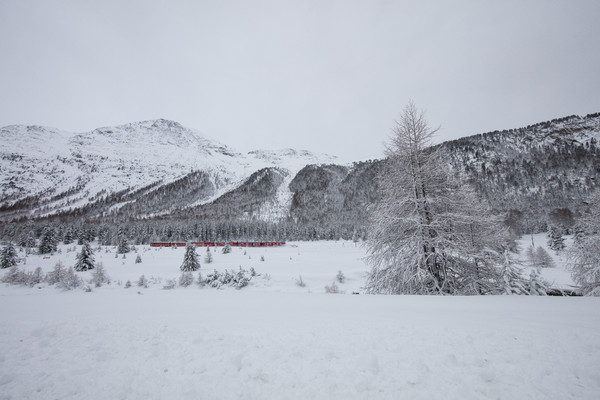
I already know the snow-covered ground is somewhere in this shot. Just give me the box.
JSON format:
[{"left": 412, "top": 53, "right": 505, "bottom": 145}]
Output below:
[{"left": 1, "top": 240, "right": 599, "bottom": 399}]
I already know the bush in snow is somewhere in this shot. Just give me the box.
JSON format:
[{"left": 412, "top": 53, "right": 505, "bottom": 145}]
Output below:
[
  {"left": 90, "top": 262, "right": 110, "bottom": 287},
  {"left": 179, "top": 271, "right": 194, "bottom": 287},
  {"left": 162, "top": 279, "right": 176, "bottom": 290},
  {"left": 57, "top": 267, "right": 83, "bottom": 290},
  {"left": 501, "top": 250, "right": 528, "bottom": 295},
  {"left": 124, "top": 280, "right": 132, "bottom": 288},
  {"left": 135, "top": 254, "right": 142, "bottom": 264},
  {"left": 295, "top": 275, "right": 306, "bottom": 287},
  {"left": 336, "top": 270, "right": 346, "bottom": 284},
  {"left": 181, "top": 243, "right": 201, "bottom": 272},
  {"left": 137, "top": 274, "right": 149, "bottom": 288},
  {"left": 1, "top": 265, "right": 26, "bottom": 285},
  {"left": 25, "top": 267, "right": 44, "bottom": 287},
  {"left": 222, "top": 243, "right": 232, "bottom": 254},
  {"left": 1, "top": 242, "right": 18, "bottom": 269},
  {"left": 46, "top": 261, "right": 67, "bottom": 285},
  {"left": 204, "top": 267, "right": 253, "bottom": 289},
  {"left": 325, "top": 281, "right": 339, "bottom": 294},
  {"left": 74, "top": 242, "right": 95, "bottom": 271},
  {"left": 260, "top": 255, "right": 265, "bottom": 262}
]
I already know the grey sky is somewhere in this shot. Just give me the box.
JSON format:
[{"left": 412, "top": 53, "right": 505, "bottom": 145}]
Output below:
[{"left": 1, "top": 0, "right": 599, "bottom": 161}]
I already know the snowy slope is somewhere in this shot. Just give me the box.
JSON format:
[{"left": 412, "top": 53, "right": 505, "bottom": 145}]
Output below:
[{"left": 0, "top": 120, "right": 337, "bottom": 220}]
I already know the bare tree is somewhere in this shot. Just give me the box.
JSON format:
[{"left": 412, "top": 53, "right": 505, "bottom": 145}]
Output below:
[
  {"left": 568, "top": 191, "right": 600, "bottom": 296},
  {"left": 365, "top": 102, "right": 507, "bottom": 295}
]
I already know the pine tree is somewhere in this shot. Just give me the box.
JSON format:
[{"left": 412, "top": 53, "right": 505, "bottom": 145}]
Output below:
[
  {"left": 204, "top": 247, "right": 213, "bottom": 264},
  {"left": 135, "top": 254, "right": 142, "bottom": 264},
  {"left": 528, "top": 269, "right": 548, "bottom": 296},
  {"left": 547, "top": 225, "right": 566, "bottom": 252},
  {"left": 74, "top": 242, "right": 95, "bottom": 271},
  {"left": 501, "top": 250, "right": 527, "bottom": 295},
  {"left": 1, "top": 242, "right": 18, "bottom": 269},
  {"left": 117, "top": 237, "right": 130, "bottom": 254},
  {"left": 38, "top": 226, "right": 57, "bottom": 254},
  {"left": 181, "top": 243, "right": 201, "bottom": 272}
]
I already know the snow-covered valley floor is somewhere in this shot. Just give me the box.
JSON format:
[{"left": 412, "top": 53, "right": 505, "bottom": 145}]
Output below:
[{"left": 1, "top": 239, "right": 599, "bottom": 399}]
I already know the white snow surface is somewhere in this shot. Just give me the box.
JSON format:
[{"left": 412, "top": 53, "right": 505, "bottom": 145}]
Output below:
[{"left": 1, "top": 240, "right": 599, "bottom": 400}]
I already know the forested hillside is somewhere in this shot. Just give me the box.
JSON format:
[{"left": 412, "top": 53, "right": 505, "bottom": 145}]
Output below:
[{"left": 0, "top": 113, "right": 598, "bottom": 243}]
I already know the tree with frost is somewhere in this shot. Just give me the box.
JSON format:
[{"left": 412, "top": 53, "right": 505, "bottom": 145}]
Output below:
[
  {"left": 222, "top": 243, "right": 232, "bottom": 254},
  {"left": 117, "top": 237, "right": 130, "bottom": 254},
  {"left": 528, "top": 269, "right": 548, "bottom": 296},
  {"left": 38, "top": 226, "right": 57, "bottom": 254},
  {"left": 547, "top": 225, "right": 565, "bottom": 252},
  {"left": 1, "top": 242, "right": 18, "bottom": 269},
  {"left": 204, "top": 247, "right": 213, "bottom": 264},
  {"left": 46, "top": 261, "right": 67, "bottom": 285},
  {"left": 365, "top": 102, "right": 508, "bottom": 295},
  {"left": 501, "top": 250, "right": 528, "bottom": 295},
  {"left": 181, "top": 243, "right": 201, "bottom": 272},
  {"left": 135, "top": 254, "right": 142, "bottom": 263},
  {"left": 568, "top": 191, "right": 600, "bottom": 295},
  {"left": 74, "top": 242, "right": 95, "bottom": 271},
  {"left": 90, "top": 262, "right": 110, "bottom": 287}
]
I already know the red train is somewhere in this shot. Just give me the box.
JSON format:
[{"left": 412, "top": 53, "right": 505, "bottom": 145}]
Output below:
[{"left": 150, "top": 241, "right": 285, "bottom": 248}]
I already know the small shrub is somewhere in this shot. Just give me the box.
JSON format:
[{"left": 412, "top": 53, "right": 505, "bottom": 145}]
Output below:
[
  {"left": 336, "top": 270, "right": 346, "bottom": 284},
  {"left": 260, "top": 255, "right": 265, "bottom": 262},
  {"left": 179, "top": 271, "right": 194, "bottom": 287},
  {"left": 222, "top": 243, "right": 232, "bottom": 254},
  {"left": 124, "top": 280, "right": 132, "bottom": 288},
  {"left": 57, "top": 267, "right": 82, "bottom": 290},
  {"left": 204, "top": 248, "right": 213, "bottom": 264},
  {"left": 295, "top": 275, "right": 306, "bottom": 287},
  {"left": 137, "top": 274, "right": 148, "bottom": 288},
  {"left": 325, "top": 281, "right": 339, "bottom": 294},
  {"left": 1, "top": 265, "right": 25, "bottom": 284},
  {"left": 163, "top": 279, "right": 176, "bottom": 290},
  {"left": 46, "top": 261, "right": 66, "bottom": 285},
  {"left": 135, "top": 254, "right": 142, "bottom": 264},
  {"left": 91, "top": 262, "right": 110, "bottom": 287}
]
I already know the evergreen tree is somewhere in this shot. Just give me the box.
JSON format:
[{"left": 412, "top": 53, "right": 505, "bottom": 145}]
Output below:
[
  {"left": 528, "top": 269, "right": 548, "bottom": 296},
  {"left": 63, "top": 227, "right": 76, "bottom": 245},
  {"left": 501, "top": 250, "right": 527, "bottom": 295},
  {"left": 1, "top": 242, "right": 18, "bottom": 269},
  {"left": 38, "top": 226, "right": 57, "bottom": 254},
  {"left": 74, "top": 242, "right": 95, "bottom": 271},
  {"left": 204, "top": 247, "right": 213, "bottom": 264},
  {"left": 117, "top": 237, "right": 130, "bottom": 254},
  {"left": 547, "top": 225, "right": 566, "bottom": 252},
  {"left": 181, "top": 243, "right": 201, "bottom": 272},
  {"left": 135, "top": 254, "right": 142, "bottom": 264}
]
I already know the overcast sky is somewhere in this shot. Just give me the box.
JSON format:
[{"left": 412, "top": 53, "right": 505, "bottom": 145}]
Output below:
[{"left": 1, "top": 0, "right": 599, "bottom": 161}]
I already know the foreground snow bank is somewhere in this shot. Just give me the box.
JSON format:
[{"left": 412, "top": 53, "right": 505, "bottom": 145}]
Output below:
[{"left": 0, "top": 290, "right": 598, "bottom": 400}]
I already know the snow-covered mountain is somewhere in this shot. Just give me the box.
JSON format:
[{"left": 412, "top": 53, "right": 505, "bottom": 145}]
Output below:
[
  {"left": 1, "top": 113, "right": 599, "bottom": 236},
  {"left": 0, "top": 119, "right": 337, "bottom": 221}
]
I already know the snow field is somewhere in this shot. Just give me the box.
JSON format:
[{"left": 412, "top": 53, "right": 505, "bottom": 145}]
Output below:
[{"left": 1, "top": 241, "right": 599, "bottom": 399}]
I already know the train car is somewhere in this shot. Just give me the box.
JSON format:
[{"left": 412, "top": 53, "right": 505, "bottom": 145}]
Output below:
[{"left": 150, "top": 241, "right": 286, "bottom": 248}]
